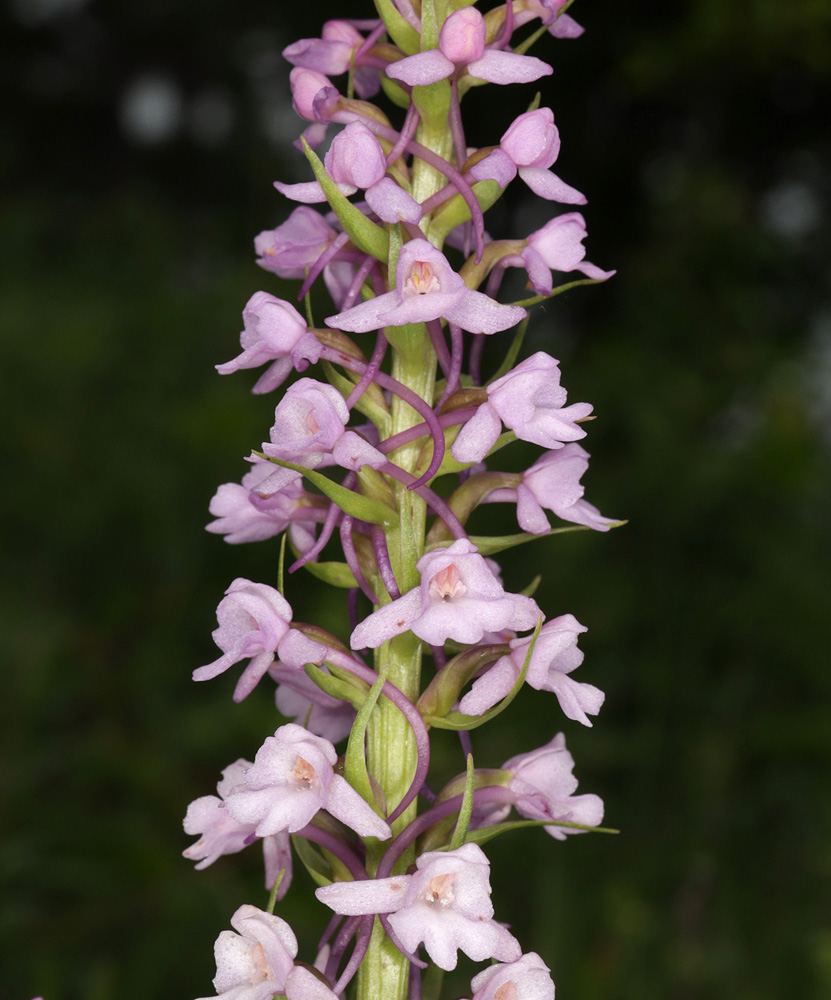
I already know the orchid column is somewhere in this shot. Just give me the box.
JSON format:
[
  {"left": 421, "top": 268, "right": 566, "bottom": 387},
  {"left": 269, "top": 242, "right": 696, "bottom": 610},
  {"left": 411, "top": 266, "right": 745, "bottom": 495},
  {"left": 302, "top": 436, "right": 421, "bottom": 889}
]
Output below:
[{"left": 185, "top": 4, "right": 617, "bottom": 1000}]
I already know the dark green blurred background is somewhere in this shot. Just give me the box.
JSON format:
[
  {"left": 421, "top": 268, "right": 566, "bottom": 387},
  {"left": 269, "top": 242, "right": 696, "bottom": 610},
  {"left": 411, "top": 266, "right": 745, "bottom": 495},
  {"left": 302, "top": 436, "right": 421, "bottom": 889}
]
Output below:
[{"left": 2, "top": 1, "right": 829, "bottom": 998}]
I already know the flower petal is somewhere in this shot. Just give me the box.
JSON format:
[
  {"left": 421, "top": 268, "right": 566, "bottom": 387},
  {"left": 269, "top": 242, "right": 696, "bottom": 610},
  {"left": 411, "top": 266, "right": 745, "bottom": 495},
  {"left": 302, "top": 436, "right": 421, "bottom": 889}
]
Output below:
[{"left": 386, "top": 50, "right": 454, "bottom": 87}]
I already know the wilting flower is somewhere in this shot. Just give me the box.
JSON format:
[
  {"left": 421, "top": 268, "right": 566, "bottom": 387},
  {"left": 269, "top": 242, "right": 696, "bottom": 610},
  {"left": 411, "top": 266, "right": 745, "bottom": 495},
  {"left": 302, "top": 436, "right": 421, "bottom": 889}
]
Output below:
[{"left": 183, "top": 760, "right": 293, "bottom": 894}]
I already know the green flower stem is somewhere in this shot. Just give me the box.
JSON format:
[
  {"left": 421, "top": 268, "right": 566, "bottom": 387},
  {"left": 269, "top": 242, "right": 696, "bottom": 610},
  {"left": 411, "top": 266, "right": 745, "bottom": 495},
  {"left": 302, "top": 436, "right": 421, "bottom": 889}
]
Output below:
[
  {"left": 366, "top": 327, "right": 435, "bottom": 832},
  {"left": 411, "top": 108, "right": 454, "bottom": 235},
  {"left": 357, "top": 319, "right": 437, "bottom": 1000}
]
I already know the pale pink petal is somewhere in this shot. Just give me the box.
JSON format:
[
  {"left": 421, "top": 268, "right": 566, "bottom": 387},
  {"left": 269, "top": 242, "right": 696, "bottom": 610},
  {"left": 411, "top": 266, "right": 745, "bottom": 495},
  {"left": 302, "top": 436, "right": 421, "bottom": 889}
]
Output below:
[
  {"left": 386, "top": 50, "right": 455, "bottom": 86},
  {"left": 444, "top": 290, "right": 526, "bottom": 335},
  {"left": 324, "top": 774, "right": 392, "bottom": 840},
  {"left": 518, "top": 167, "right": 587, "bottom": 204},
  {"left": 515, "top": 483, "right": 551, "bottom": 534},
  {"left": 326, "top": 290, "right": 398, "bottom": 333},
  {"left": 550, "top": 13, "right": 584, "bottom": 38},
  {"left": 450, "top": 402, "right": 502, "bottom": 463},
  {"left": 365, "top": 178, "right": 422, "bottom": 223},
  {"left": 349, "top": 589, "right": 422, "bottom": 649},
  {"left": 468, "top": 148, "right": 518, "bottom": 188},
  {"left": 467, "top": 50, "right": 552, "bottom": 85},
  {"left": 331, "top": 431, "right": 387, "bottom": 471},
  {"left": 458, "top": 655, "right": 518, "bottom": 716},
  {"left": 285, "top": 965, "right": 340, "bottom": 1000},
  {"left": 316, "top": 875, "right": 411, "bottom": 915}
]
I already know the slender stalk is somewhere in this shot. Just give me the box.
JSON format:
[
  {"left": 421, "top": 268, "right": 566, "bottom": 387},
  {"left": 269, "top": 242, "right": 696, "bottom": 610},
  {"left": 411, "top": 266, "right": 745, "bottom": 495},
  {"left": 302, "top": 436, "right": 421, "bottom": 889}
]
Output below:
[{"left": 356, "top": 105, "right": 444, "bottom": 1000}]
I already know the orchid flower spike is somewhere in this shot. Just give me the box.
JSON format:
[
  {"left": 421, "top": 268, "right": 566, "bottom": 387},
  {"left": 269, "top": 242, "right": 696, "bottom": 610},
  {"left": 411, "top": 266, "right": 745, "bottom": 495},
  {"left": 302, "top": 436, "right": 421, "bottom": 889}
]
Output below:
[{"left": 192, "top": 5, "right": 617, "bottom": 999}]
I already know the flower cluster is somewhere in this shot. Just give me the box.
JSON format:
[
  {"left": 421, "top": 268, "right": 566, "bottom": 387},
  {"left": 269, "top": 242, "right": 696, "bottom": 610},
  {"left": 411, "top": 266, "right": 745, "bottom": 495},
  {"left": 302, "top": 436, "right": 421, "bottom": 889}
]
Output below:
[{"left": 185, "top": 4, "right": 617, "bottom": 1000}]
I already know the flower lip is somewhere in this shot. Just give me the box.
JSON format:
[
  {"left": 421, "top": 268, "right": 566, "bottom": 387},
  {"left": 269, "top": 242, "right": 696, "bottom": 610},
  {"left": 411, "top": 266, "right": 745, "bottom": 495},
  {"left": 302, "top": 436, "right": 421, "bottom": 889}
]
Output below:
[
  {"left": 428, "top": 563, "right": 467, "bottom": 601},
  {"left": 405, "top": 260, "right": 441, "bottom": 296},
  {"left": 395, "top": 239, "right": 463, "bottom": 298},
  {"left": 422, "top": 871, "right": 456, "bottom": 906}
]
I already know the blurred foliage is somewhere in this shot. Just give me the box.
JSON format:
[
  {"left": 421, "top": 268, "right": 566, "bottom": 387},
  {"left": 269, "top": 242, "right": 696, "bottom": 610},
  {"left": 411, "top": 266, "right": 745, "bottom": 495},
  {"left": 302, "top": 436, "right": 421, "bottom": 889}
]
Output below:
[{"left": 1, "top": 0, "right": 829, "bottom": 999}]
